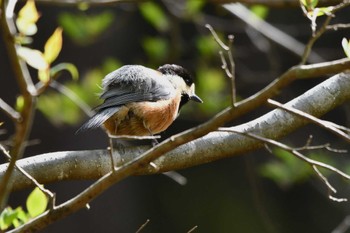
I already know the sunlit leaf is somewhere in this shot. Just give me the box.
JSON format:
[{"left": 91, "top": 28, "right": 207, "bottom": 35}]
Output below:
[
  {"left": 300, "top": 0, "right": 318, "bottom": 9},
  {"left": 0, "top": 207, "right": 16, "bottom": 230},
  {"left": 15, "top": 95, "right": 24, "bottom": 112},
  {"left": 44, "top": 28, "right": 63, "bottom": 64},
  {"left": 139, "top": 2, "right": 169, "bottom": 32},
  {"left": 38, "top": 68, "right": 50, "bottom": 83},
  {"left": 50, "top": 63, "right": 79, "bottom": 81},
  {"left": 307, "top": 6, "right": 334, "bottom": 18},
  {"left": 0, "top": 206, "right": 27, "bottom": 230},
  {"left": 17, "top": 47, "right": 48, "bottom": 70},
  {"left": 14, "top": 207, "right": 27, "bottom": 225},
  {"left": 16, "top": 0, "right": 40, "bottom": 36},
  {"left": 342, "top": 38, "right": 350, "bottom": 59},
  {"left": 26, "top": 187, "right": 48, "bottom": 218}
]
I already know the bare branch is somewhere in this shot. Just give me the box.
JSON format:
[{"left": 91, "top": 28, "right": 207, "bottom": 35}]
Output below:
[
  {"left": 268, "top": 99, "right": 350, "bottom": 143},
  {"left": 206, "top": 24, "right": 236, "bottom": 105},
  {"left": 300, "top": 0, "right": 350, "bottom": 64},
  {"left": 0, "top": 144, "right": 55, "bottom": 207},
  {"left": 223, "top": 3, "right": 325, "bottom": 63},
  {"left": 0, "top": 98, "right": 21, "bottom": 121},
  {"left": 1, "top": 72, "right": 350, "bottom": 191},
  {"left": 217, "top": 128, "right": 350, "bottom": 201},
  {"left": 0, "top": 0, "right": 37, "bottom": 210},
  {"left": 135, "top": 219, "right": 150, "bottom": 233}
]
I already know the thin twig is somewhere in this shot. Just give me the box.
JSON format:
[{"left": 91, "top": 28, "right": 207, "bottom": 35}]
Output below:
[
  {"left": 187, "top": 225, "right": 198, "bottom": 233},
  {"left": 312, "top": 165, "right": 337, "bottom": 193},
  {"left": 326, "top": 23, "right": 350, "bottom": 30},
  {"left": 135, "top": 219, "right": 150, "bottom": 233},
  {"left": 217, "top": 127, "right": 350, "bottom": 201},
  {"left": 267, "top": 99, "right": 350, "bottom": 143},
  {"left": 300, "top": 0, "right": 350, "bottom": 64},
  {"left": 49, "top": 80, "right": 94, "bottom": 117},
  {"left": 206, "top": 24, "right": 236, "bottom": 105},
  {"left": 0, "top": 144, "right": 55, "bottom": 206},
  {"left": 0, "top": 98, "right": 21, "bottom": 121},
  {"left": 205, "top": 24, "right": 229, "bottom": 50}
]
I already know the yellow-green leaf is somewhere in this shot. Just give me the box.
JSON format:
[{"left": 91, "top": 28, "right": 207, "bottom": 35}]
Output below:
[
  {"left": 15, "top": 95, "right": 24, "bottom": 112},
  {"left": 16, "top": 0, "right": 40, "bottom": 36},
  {"left": 38, "top": 68, "right": 50, "bottom": 83},
  {"left": 342, "top": 38, "right": 350, "bottom": 59},
  {"left": 300, "top": 0, "right": 318, "bottom": 9},
  {"left": 50, "top": 63, "right": 79, "bottom": 80},
  {"left": 44, "top": 28, "right": 63, "bottom": 64},
  {"left": 17, "top": 47, "right": 48, "bottom": 70},
  {"left": 26, "top": 187, "right": 48, "bottom": 218}
]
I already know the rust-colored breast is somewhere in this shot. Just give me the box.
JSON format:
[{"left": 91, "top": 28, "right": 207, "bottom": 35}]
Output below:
[{"left": 103, "top": 93, "right": 181, "bottom": 136}]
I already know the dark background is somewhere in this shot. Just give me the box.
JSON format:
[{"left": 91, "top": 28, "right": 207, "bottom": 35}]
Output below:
[{"left": 1, "top": 1, "right": 350, "bottom": 232}]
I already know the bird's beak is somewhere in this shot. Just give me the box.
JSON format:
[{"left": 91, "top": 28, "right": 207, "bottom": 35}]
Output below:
[{"left": 190, "top": 94, "right": 203, "bottom": 103}]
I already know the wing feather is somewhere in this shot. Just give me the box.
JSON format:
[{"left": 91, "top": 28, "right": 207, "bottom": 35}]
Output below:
[{"left": 79, "top": 65, "right": 174, "bottom": 131}]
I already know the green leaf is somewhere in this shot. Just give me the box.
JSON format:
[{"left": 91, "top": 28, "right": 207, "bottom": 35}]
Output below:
[
  {"left": 26, "top": 187, "right": 48, "bottom": 218},
  {"left": 50, "top": 63, "right": 79, "bottom": 81},
  {"left": 17, "top": 47, "right": 48, "bottom": 70},
  {"left": 250, "top": 5, "right": 269, "bottom": 19},
  {"left": 16, "top": 0, "right": 40, "bottom": 36},
  {"left": 300, "top": 0, "right": 318, "bottom": 9},
  {"left": 0, "top": 206, "right": 28, "bottom": 230},
  {"left": 0, "top": 207, "right": 16, "bottom": 230},
  {"left": 342, "top": 38, "right": 350, "bottom": 59},
  {"left": 307, "top": 6, "right": 334, "bottom": 18},
  {"left": 139, "top": 2, "right": 169, "bottom": 32},
  {"left": 44, "top": 28, "right": 63, "bottom": 64}
]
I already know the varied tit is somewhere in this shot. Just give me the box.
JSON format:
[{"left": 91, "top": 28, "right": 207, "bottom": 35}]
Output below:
[{"left": 79, "top": 64, "right": 203, "bottom": 136}]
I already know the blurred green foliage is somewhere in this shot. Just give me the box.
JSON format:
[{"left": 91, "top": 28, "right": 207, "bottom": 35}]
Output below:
[
  {"left": 58, "top": 11, "right": 114, "bottom": 46},
  {"left": 38, "top": 58, "right": 121, "bottom": 126},
  {"left": 142, "top": 36, "right": 168, "bottom": 63},
  {"left": 139, "top": 2, "right": 169, "bottom": 32},
  {"left": 260, "top": 148, "right": 334, "bottom": 189}
]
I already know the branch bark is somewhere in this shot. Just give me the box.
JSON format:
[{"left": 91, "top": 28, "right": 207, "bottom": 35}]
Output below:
[{"left": 2, "top": 72, "right": 350, "bottom": 191}]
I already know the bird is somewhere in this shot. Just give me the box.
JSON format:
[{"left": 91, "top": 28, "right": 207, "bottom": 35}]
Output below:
[{"left": 79, "top": 64, "right": 203, "bottom": 137}]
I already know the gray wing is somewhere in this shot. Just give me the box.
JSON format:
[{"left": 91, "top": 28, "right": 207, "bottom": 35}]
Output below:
[{"left": 78, "top": 65, "right": 174, "bottom": 131}]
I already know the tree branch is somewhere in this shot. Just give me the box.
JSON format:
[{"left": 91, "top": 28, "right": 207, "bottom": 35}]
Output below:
[
  {"left": 2, "top": 72, "right": 350, "bottom": 191},
  {"left": 0, "top": 0, "right": 36, "bottom": 210}
]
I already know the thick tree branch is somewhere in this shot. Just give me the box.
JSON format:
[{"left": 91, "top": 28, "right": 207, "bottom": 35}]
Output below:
[{"left": 2, "top": 72, "right": 350, "bottom": 191}]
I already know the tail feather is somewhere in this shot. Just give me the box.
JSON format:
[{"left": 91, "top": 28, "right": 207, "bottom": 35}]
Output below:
[{"left": 76, "top": 107, "right": 119, "bottom": 134}]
